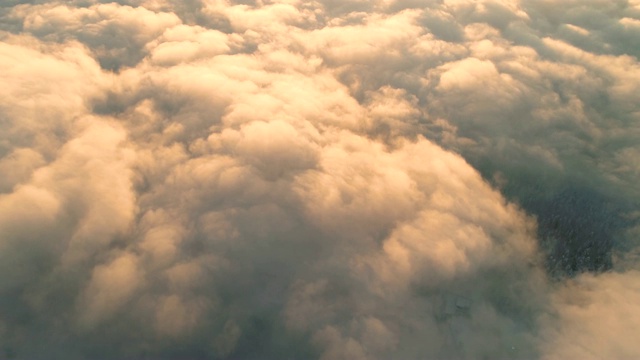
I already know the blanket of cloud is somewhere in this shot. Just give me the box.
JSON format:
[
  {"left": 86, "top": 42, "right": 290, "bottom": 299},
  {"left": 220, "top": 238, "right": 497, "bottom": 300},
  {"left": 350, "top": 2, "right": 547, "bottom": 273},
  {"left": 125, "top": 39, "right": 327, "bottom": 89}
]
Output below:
[{"left": 1, "top": 0, "right": 639, "bottom": 359}]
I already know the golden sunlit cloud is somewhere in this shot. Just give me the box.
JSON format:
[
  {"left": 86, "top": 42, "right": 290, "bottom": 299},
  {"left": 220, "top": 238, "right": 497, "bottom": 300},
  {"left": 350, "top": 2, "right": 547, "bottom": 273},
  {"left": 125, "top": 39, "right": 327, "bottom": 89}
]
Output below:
[{"left": 0, "top": 0, "right": 639, "bottom": 359}]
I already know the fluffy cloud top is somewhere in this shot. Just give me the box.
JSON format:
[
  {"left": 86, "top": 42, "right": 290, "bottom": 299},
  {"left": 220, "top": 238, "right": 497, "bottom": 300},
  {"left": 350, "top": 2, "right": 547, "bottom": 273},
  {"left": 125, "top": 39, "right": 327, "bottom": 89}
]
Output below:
[{"left": 0, "top": 0, "right": 639, "bottom": 359}]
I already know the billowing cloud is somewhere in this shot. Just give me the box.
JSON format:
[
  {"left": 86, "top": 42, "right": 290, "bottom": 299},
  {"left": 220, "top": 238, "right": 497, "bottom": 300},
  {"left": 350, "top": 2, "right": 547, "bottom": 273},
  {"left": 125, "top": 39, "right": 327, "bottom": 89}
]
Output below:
[{"left": 0, "top": 0, "right": 639, "bottom": 359}]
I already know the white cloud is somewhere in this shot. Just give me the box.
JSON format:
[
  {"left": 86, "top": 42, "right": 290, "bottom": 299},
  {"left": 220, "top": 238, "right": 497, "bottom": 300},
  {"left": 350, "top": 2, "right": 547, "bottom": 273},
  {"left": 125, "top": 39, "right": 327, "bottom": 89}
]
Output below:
[
  {"left": 0, "top": 0, "right": 639, "bottom": 359},
  {"left": 541, "top": 271, "right": 640, "bottom": 359}
]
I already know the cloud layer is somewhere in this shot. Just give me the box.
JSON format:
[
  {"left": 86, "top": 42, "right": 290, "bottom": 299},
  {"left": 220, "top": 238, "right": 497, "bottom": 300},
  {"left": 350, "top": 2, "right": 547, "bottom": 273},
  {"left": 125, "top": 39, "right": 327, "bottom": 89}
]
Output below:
[{"left": 1, "top": 0, "right": 639, "bottom": 359}]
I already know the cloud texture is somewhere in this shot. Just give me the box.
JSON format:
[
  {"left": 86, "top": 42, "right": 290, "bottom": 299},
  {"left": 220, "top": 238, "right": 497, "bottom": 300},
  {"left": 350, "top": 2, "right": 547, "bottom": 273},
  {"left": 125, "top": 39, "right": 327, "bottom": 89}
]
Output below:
[{"left": 0, "top": 0, "right": 639, "bottom": 359}]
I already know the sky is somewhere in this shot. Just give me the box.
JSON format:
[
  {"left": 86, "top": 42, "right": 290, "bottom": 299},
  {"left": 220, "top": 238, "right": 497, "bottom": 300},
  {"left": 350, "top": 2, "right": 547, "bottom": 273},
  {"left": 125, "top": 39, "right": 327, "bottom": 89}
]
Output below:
[{"left": 0, "top": 0, "right": 639, "bottom": 359}]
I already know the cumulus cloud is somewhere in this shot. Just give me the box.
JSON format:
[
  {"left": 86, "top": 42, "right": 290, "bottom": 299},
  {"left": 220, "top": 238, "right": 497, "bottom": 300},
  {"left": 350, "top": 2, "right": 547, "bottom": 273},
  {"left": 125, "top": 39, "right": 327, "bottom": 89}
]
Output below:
[
  {"left": 540, "top": 269, "right": 640, "bottom": 359},
  {"left": 0, "top": 0, "right": 639, "bottom": 359}
]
